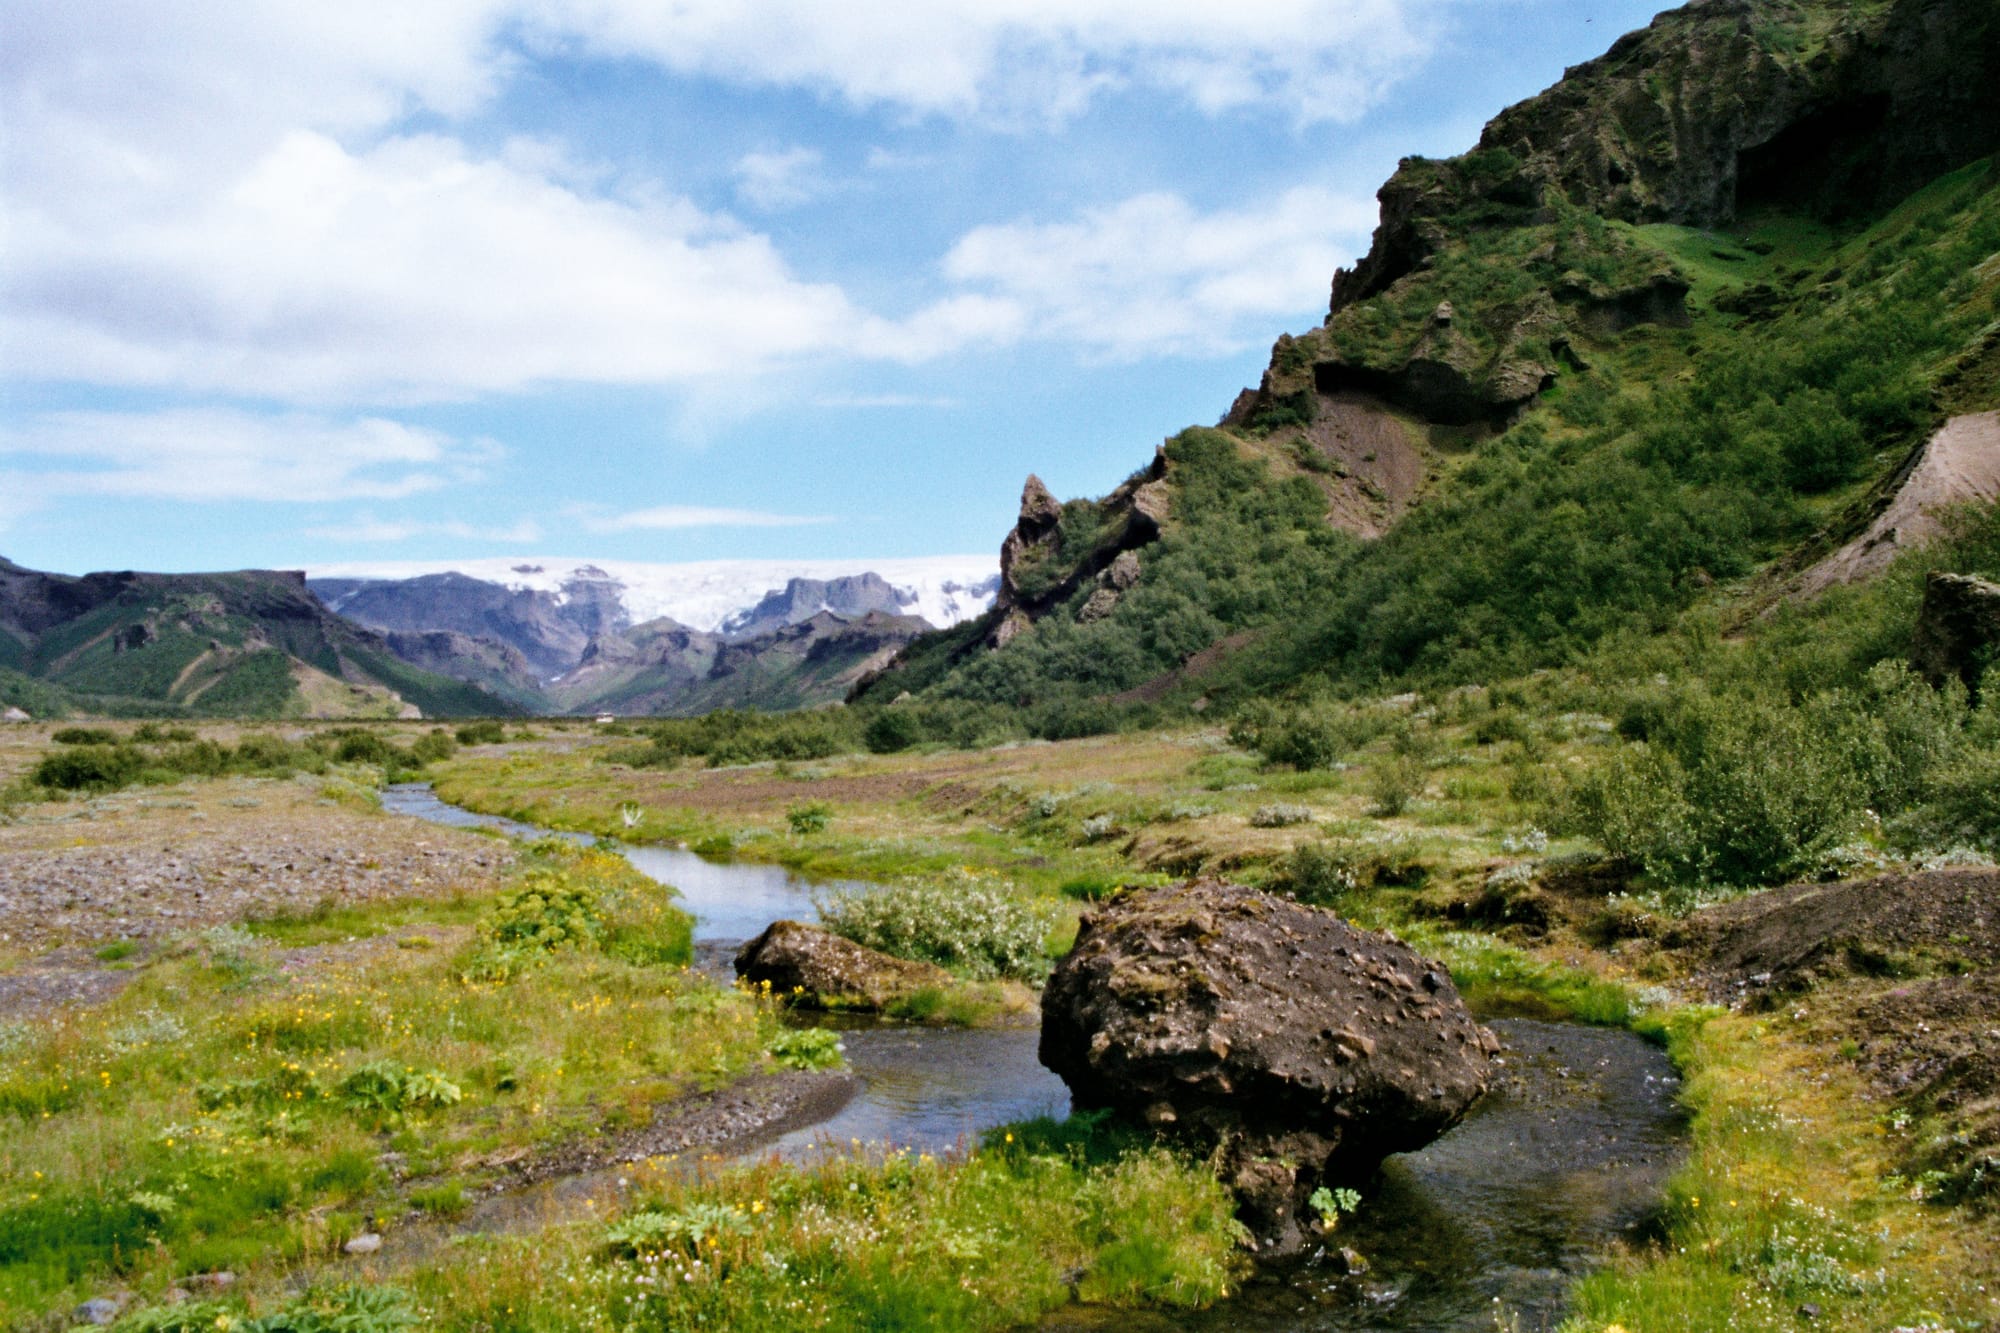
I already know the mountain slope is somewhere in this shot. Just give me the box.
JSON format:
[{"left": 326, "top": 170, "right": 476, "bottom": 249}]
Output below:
[
  {"left": 857, "top": 0, "right": 2000, "bottom": 726},
  {"left": 0, "top": 559, "right": 521, "bottom": 718}
]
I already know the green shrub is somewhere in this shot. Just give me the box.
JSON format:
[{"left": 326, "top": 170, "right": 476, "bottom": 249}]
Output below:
[
  {"left": 1574, "top": 689, "right": 1869, "bottom": 887},
  {"left": 455, "top": 719, "right": 506, "bottom": 745},
  {"left": 786, "top": 801, "right": 832, "bottom": 835},
  {"left": 1276, "top": 841, "right": 1360, "bottom": 906},
  {"left": 1367, "top": 753, "right": 1430, "bottom": 816},
  {"left": 409, "top": 730, "right": 458, "bottom": 764},
  {"left": 481, "top": 871, "right": 604, "bottom": 954},
  {"left": 814, "top": 871, "right": 1056, "bottom": 981},
  {"left": 766, "top": 1027, "right": 845, "bottom": 1070},
  {"left": 34, "top": 744, "right": 143, "bottom": 791},
  {"left": 864, "top": 707, "right": 926, "bottom": 753},
  {"left": 339, "top": 1061, "right": 462, "bottom": 1127},
  {"left": 51, "top": 726, "right": 120, "bottom": 746}
]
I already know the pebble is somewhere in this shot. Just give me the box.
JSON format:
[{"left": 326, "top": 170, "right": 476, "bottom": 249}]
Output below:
[
  {"left": 343, "top": 1232, "right": 384, "bottom": 1255},
  {"left": 72, "top": 1297, "right": 122, "bottom": 1325}
]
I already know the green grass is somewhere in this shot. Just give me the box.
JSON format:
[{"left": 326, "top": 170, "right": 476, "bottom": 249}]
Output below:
[
  {"left": 0, "top": 842, "right": 762, "bottom": 1321},
  {"left": 388, "top": 1125, "right": 1243, "bottom": 1332},
  {"left": 1559, "top": 1010, "right": 1996, "bottom": 1331}
]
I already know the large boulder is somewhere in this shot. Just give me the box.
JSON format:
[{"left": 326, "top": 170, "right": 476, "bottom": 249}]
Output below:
[
  {"left": 1040, "top": 880, "right": 1496, "bottom": 1254},
  {"left": 1912, "top": 571, "right": 2000, "bottom": 696},
  {"left": 735, "top": 920, "right": 953, "bottom": 1011}
]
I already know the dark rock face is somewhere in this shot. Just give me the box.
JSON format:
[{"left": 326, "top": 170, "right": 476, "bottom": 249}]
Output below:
[
  {"left": 1333, "top": 0, "right": 2000, "bottom": 316},
  {"left": 720, "top": 573, "right": 909, "bottom": 641},
  {"left": 381, "top": 629, "right": 542, "bottom": 697},
  {"left": 1040, "top": 880, "right": 1495, "bottom": 1254},
  {"left": 735, "top": 920, "right": 954, "bottom": 1011},
  {"left": 310, "top": 571, "right": 619, "bottom": 680},
  {"left": 985, "top": 452, "right": 1170, "bottom": 648},
  {"left": 1912, "top": 571, "right": 2000, "bottom": 695}
]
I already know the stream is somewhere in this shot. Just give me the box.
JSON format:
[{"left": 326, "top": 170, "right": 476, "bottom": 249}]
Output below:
[{"left": 382, "top": 783, "right": 1685, "bottom": 1331}]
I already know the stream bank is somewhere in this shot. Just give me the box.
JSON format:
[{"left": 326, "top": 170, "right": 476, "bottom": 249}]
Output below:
[{"left": 385, "top": 783, "right": 1689, "bottom": 1331}]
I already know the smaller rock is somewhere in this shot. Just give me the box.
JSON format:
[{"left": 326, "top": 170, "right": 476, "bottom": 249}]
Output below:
[
  {"left": 736, "top": 920, "right": 954, "bottom": 1011},
  {"left": 1104, "top": 550, "right": 1143, "bottom": 591},
  {"left": 1077, "top": 587, "right": 1122, "bottom": 624},
  {"left": 1912, "top": 571, "right": 2000, "bottom": 696},
  {"left": 73, "top": 1298, "right": 122, "bottom": 1325},
  {"left": 1797, "top": 1302, "right": 1823, "bottom": 1320},
  {"left": 343, "top": 1232, "right": 383, "bottom": 1255},
  {"left": 1330, "top": 1246, "right": 1370, "bottom": 1276},
  {"left": 185, "top": 1270, "right": 236, "bottom": 1291}
]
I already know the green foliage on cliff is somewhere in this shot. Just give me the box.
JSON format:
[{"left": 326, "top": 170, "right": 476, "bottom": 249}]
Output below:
[{"left": 872, "top": 147, "right": 1999, "bottom": 738}]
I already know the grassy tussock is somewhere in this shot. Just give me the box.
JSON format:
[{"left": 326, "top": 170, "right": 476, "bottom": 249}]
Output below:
[{"left": 1561, "top": 1010, "right": 1998, "bottom": 1330}]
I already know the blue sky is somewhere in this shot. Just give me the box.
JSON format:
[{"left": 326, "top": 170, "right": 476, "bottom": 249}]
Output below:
[{"left": 2, "top": 0, "right": 1671, "bottom": 576}]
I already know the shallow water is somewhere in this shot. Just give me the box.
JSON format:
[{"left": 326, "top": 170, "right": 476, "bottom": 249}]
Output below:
[
  {"left": 386, "top": 783, "right": 1684, "bottom": 1327},
  {"left": 1167, "top": 1017, "right": 1684, "bottom": 1333},
  {"left": 766, "top": 1017, "right": 1070, "bottom": 1160},
  {"left": 380, "top": 782, "right": 851, "bottom": 943},
  {"left": 383, "top": 782, "right": 1062, "bottom": 1159}
]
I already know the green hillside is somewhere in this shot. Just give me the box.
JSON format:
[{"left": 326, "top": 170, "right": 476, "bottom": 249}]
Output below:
[
  {"left": 860, "top": 0, "right": 2000, "bottom": 737},
  {"left": 0, "top": 565, "right": 523, "bottom": 719}
]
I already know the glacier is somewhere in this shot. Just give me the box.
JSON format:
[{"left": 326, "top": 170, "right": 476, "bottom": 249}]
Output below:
[{"left": 306, "top": 555, "right": 1001, "bottom": 634}]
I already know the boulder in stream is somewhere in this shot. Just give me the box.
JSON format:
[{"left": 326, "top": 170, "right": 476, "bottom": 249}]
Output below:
[
  {"left": 735, "top": 920, "right": 954, "bottom": 1011},
  {"left": 1039, "top": 879, "right": 1496, "bottom": 1254}
]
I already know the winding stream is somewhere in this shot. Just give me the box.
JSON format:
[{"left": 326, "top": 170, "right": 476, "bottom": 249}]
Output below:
[{"left": 383, "top": 783, "right": 1684, "bottom": 1331}]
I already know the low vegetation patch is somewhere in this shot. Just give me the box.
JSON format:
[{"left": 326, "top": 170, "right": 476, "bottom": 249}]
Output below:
[
  {"left": 387, "top": 1119, "right": 1243, "bottom": 1331},
  {"left": 0, "top": 842, "right": 765, "bottom": 1321},
  {"left": 813, "top": 869, "right": 1058, "bottom": 981}
]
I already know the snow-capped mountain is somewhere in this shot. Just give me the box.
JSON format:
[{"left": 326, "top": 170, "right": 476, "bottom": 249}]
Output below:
[{"left": 307, "top": 556, "right": 1000, "bottom": 635}]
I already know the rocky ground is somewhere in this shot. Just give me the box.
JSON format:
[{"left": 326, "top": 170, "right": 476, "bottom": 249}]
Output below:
[
  {"left": 0, "top": 776, "right": 514, "bottom": 952},
  {"left": 1673, "top": 868, "right": 2000, "bottom": 1207},
  {"left": 0, "top": 771, "right": 516, "bottom": 1021}
]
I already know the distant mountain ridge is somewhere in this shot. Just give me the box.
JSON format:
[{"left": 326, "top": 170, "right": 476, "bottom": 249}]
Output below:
[
  {"left": 305, "top": 556, "right": 998, "bottom": 716},
  {"left": 0, "top": 557, "right": 520, "bottom": 719},
  {"left": 307, "top": 556, "right": 999, "bottom": 635}
]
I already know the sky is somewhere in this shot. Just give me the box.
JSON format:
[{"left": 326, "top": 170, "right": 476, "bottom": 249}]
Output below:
[{"left": 1, "top": 0, "right": 1673, "bottom": 577}]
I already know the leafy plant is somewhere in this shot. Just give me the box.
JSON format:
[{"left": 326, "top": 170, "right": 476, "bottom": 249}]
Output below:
[
  {"left": 765, "top": 1027, "right": 844, "bottom": 1071},
  {"left": 786, "top": 801, "right": 832, "bottom": 835},
  {"left": 814, "top": 870, "right": 1056, "bottom": 981}
]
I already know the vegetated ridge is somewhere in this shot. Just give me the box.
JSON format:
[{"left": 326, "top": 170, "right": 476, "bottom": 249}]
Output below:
[
  {"left": 0, "top": 559, "right": 522, "bottom": 720},
  {"left": 856, "top": 0, "right": 2000, "bottom": 730}
]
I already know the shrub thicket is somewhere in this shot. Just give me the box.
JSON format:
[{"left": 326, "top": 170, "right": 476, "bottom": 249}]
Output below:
[
  {"left": 813, "top": 871, "right": 1056, "bottom": 981},
  {"left": 1571, "top": 664, "right": 1986, "bottom": 889}
]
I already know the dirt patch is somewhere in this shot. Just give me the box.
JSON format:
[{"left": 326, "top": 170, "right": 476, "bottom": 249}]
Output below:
[
  {"left": 0, "top": 947, "right": 137, "bottom": 1021},
  {"left": 478, "top": 1069, "right": 860, "bottom": 1199},
  {"left": 1797, "top": 409, "right": 2000, "bottom": 594},
  {"left": 1671, "top": 868, "right": 2000, "bottom": 999},
  {"left": 1297, "top": 391, "right": 1433, "bottom": 539}
]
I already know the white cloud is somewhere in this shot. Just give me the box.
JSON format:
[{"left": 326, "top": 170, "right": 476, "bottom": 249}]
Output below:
[
  {"left": 530, "top": 0, "right": 1443, "bottom": 126},
  {"left": 1, "top": 2, "right": 1418, "bottom": 405},
  {"left": 734, "top": 146, "right": 827, "bottom": 211},
  {"left": 567, "top": 503, "right": 834, "bottom": 533},
  {"left": 2, "top": 131, "right": 866, "bottom": 402},
  {"left": 0, "top": 408, "right": 492, "bottom": 504},
  {"left": 305, "top": 515, "right": 545, "bottom": 544},
  {"left": 926, "top": 186, "right": 1380, "bottom": 359}
]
